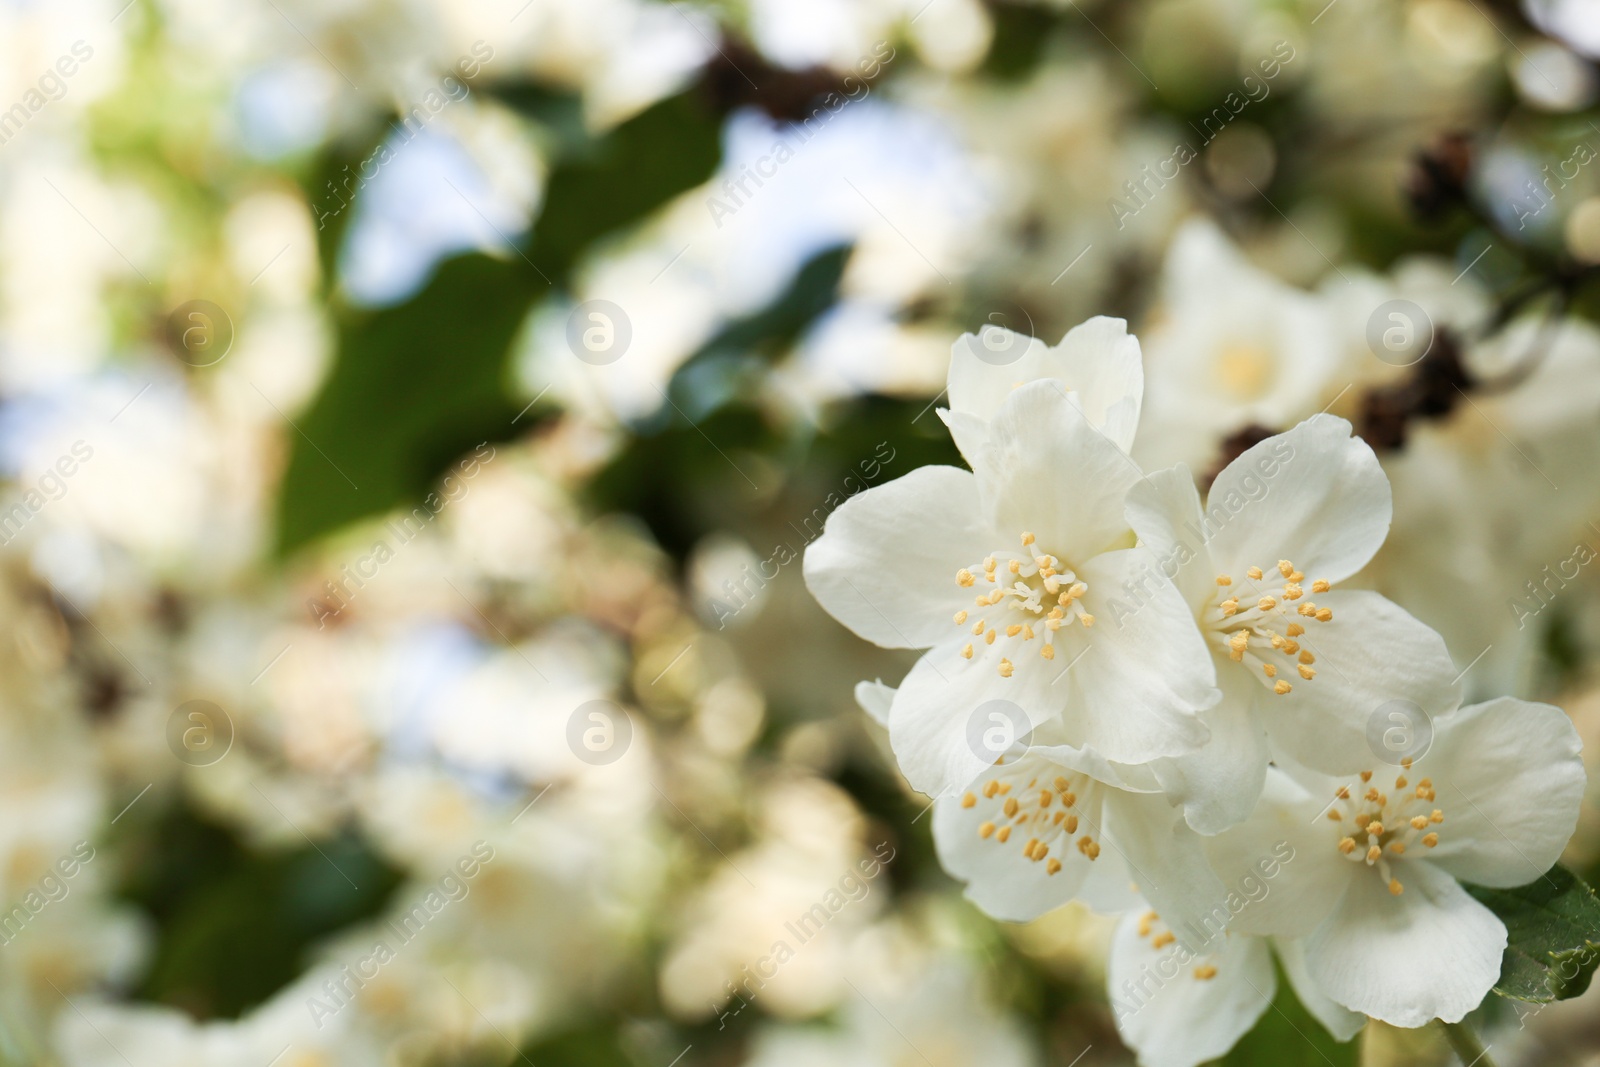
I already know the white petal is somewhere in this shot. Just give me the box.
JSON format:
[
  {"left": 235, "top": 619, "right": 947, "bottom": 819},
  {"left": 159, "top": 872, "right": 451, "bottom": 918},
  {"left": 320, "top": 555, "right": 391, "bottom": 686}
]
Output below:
[
  {"left": 1205, "top": 415, "right": 1391, "bottom": 585},
  {"left": 888, "top": 635, "right": 1061, "bottom": 798},
  {"left": 803, "top": 465, "right": 992, "bottom": 649},
  {"left": 1274, "top": 938, "right": 1366, "bottom": 1043},
  {"left": 1109, "top": 911, "right": 1275, "bottom": 1067},
  {"left": 1202, "top": 768, "right": 1354, "bottom": 939},
  {"left": 1261, "top": 590, "right": 1460, "bottom": 777},
  {"left": 854, "top": 680, "right": 895, "bottom": 727},
  {"left": 1306, "top": 859, "right": 1505, "bottom": 1027},
  {"left": 1108, "top": 790, "right": 1232, "bottom": 948},
  {"left": 947, "top": 316, "right": 1144, "bottom": 451},
  {"left": 930, "top": 754, "right": 1129, "bottom": 921},
  {"left": 1415, "top": 697, "right": 1586, "bottom": 888},
  {"left": 1124, "top": 464, "right": 1217, "bottom": 609},
  {"left": 1151, "top": 667, "right": 1269, "bottom": 835},
  {"left": 975, "top": 380, "right": 1142, "bottom": 560},
  {"left": 1066, "top": 548, "right": 1217, "bottom": 764}
]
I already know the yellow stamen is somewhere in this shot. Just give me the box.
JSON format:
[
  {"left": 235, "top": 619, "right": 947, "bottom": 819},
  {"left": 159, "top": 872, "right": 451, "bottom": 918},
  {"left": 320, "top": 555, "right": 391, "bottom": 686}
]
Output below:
[{"left": 1274, "top": 680, "right": 1292, "bottom": 694}]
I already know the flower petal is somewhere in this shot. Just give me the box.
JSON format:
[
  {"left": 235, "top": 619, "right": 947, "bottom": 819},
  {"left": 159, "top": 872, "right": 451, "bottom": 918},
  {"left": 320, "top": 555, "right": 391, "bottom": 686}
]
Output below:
[
  {"left": 1415, "top": 697, "right": 1586, "bottom": 888},
  {"left": 1262, "top": 589, "right": 1460, "bottom": 777},
  {"left": 1067, "top": 548, "right": 1217, "bottom": 764},
  {"left": 975, "top": 380, "right": 1143, "bottom": 560},
  {"left": 1274, "top": 938, "right": 1366, "bottom": 1044},
  {"left": 1109, "top": 910, "right": 1275, "bottom": 1067},
  {"left": 1150, "top": 666, "right": 1269, "bottom": 835},
  {"left": 888, "top": 635, "right": 1061, "bottom": 798},
  {"left": 854, "top": 679, "right": 895, "bottom": 727},
  {"left": 1306, "top": 859, "right": 1505, "bottom": 1027},
  {"left": 947, "top": 316, "right": 1144, "bottom": 452},
  {"left": 1205, "top": 415, "right": 1391, "bottom": 586},
  {"left": 1201, "top": 768, "right": 1353, "bottom": 939},
  {"left": 803, "top": 464, "right": 992, "bottom": 649},
  {"left": 1124, "top": 464, "right": 1217, "bottom": 609},
  {"left": 1107, "top": 790, "right": 1232, "bottom": 947}
]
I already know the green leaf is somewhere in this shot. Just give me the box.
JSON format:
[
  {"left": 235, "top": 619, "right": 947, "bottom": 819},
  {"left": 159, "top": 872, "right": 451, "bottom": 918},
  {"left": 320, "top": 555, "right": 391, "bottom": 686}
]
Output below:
[
  {"left": 276, "top": 88, "right": 723, "bottom": 553},
  {"left": 1214, "top": 959, "right": 1359, "bottom": 1067},
  {"left": 1466, "top": 864, "right": 1600, "bottom": 1003}
]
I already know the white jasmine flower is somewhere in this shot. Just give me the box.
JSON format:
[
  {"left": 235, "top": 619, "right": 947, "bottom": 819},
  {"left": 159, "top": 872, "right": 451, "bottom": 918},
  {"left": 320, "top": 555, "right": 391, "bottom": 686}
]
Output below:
[
  {"left": 806, "top": 376, "right": 1217, "bottom": 795},
  {"left": 1107, "top": 903, "right": 1362, "bottom": 1067},
  {"left": 1134, "top": 220, "right": 1343, "bottom": 473},
  {"left": 1204, "top": 698, "right": 1586, "bottom": 1027},
  {"left": 1124, "top": 414, "right": 1461, "bottom": 817},
  {"left": 946, "top": 316, "right": 1144, "bottom": 451}
]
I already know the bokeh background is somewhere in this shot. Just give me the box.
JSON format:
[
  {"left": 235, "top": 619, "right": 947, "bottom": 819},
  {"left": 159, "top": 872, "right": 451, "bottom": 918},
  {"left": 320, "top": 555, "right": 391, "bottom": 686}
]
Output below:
[{"left": 2, "top": 0, "right": 1600, "bottom": 1064}]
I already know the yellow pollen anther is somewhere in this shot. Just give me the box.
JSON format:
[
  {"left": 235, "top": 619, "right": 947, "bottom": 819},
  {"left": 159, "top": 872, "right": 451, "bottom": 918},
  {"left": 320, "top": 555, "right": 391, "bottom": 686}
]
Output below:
[
  {"left": 961, "top": 644, "right": 974, "bottom": 659},
  {"left": 1023, "top": 838, "right": 1039, "bottom": 859},
  {"left": 1287, "top": 623, "right": 1305, "bottom": 637},
  {"left": 1367, "top": 822, "right": 1384, "bottom": 836},
  {"left": 1360, "top": 771, "right": 1373, "bottom": 782},
  {"left": 1247, "top": 566, "right": 1264, "bottom": 580},
  {"left": 1080, "top": 614, "right": 1095, "bottom": 627},
  {"left": 1270, "top": 633, "right": 1286, "bottom": 649},
  {"left": 1006, "top": 624, "right": 1022, "bottom": 638},
  {"left": 1338, "top": 837, "right": 1356, "bottom": 854},
  {"left": 954, "top": 611, "right": 968, "bottom": 625},
  {"left": 1195, "top": 965, "right": 1218, "bottom": 980},
  {"left": 983, "top": 557, "right": 996, "bottom": 570},
  {"left": 1220, "top": 599, "right": 1240, "bottom": 616},
  {"left": 961, "top": 793, "right": 976, "bottom": 808},
  {"left": 1217, "top": 575, "right": 1233, "bottom": 586},
  {"left": 1038, "top": 790, "right": 1052, "bottom": 808},
  {"left": 957, "top": 569, "right": 975, "bottom": 587},
  {"left": 1395, "top": 776, "right": 1408, "bottom": 788},
  {"left": 1151, "top": 931, "right": 1175, "bottom": 948},
  {"left": 1299, "top": 650, "right": 1315, "bottom": 664},
  {"left": 1312, "top": 579, "right": 1331, "bottom": 593},
  {"left": 983, "top": 781, "right": 1000, "bottom": 798},
  {"left": 1021, "top": 532, "right": 1035, "bottom": 546},
  {"left": 979, "top": 822, "right": 995, "bottom": 838},
  {"left": 1054, "top": 777, "right": 1069, "bottom": 792},
  {"left": 1327, "top": 810, "right": 1343, "bottom": 821},
  {"left": 1282, "top": 640, "right": 1300, "bottom": 654},
  {"left": 1046, "top": 858, "right": 1062, "bottom": 874},
  {"left": 997, "top": 826, "right": 1011, "bottom": 843},
  {"left": 1258, "top": 596, "right": 1277, "bottom": 611},
  {"left": 1283, "top": 584, "right": 1303, "bottom": 600},
  {"left": 986, "top": 630, "right": 997, "bottom": 645},
  {"left": 1290, "top": 570, "right": 1304, "bottom": 582},
  {"left": 1298, "top": 603, "right": 1317, "bottom": 617},
  {"left": 1022, "top": 625, "right": 1035, "bottom": 640},
  {"left": 1366, "top": 845, "right": 1382, "bottom": 862},
  {"left": 1278, "top": 560, "right": 1295, "bottom": 578},
  {"left": 1003, "top": 797, "right": 1019, "bottom": 817},
  {"left": 1365, "top": 788, "right": 1381, "bottom": 803},
  {"left": 1410, "top": 816, "right": 1428, "bottom": 830},
  {"left": 1423, "top": 833, "right": 1439, "bottom": 847},
  {"left": 1274, "top": 680, "right": 1292, "bottom": 694},
  {"left": 1431, "top": 810, "right": 1443, "bottom": 823},
  {"left": 998, "top": 659, "right": 1013, "bottom": 678},
  {"left": 1298, "top": 665, "right": 1316, "bottom": 680},
  {"left": 1315, "top": 608, "right": 1333, "bottom": 621},
  {"left": 1263, "top": 664, "right": 1277, "bottom": 678},
  {"left": 972, "top": 621, "right": 986, "bottom": 635},
  {"left": 1419, "top": 778, "right": 1432, "bottom": 789},
  {"left": 1390, "top": 842, "right": 1406, "bottom": 854},
  {"left": 1040, "top": 645, "right": 1055, "bottom": 660},
  {"left": 1008, "top": 560, "right": 1021, "bottom": 574},
  {"left": 1389, "top": 879, "right": 1404, "bottom": 895}
]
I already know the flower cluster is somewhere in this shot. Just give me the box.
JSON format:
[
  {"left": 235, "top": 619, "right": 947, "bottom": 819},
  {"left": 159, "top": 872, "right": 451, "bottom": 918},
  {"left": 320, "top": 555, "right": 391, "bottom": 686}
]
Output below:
[{"left": 806, "top": 319, "right": 1589, "bottom": 1065}]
